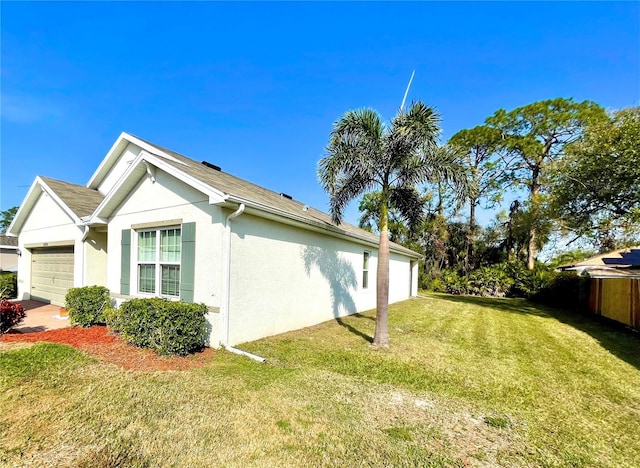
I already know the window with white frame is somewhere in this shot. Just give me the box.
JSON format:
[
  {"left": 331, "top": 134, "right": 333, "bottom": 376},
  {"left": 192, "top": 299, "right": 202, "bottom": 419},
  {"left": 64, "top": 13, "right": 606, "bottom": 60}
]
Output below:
[
  {"left": 362, "top": 251, "right": 370, "bottom": 289},
  {"left": 137, "top": 227, "right": 181, "bottom": 297}
]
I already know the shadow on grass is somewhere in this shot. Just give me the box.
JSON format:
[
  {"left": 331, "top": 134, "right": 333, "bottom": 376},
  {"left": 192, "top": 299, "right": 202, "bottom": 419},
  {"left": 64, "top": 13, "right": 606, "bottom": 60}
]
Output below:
[
  {"left": 432, "top": 293, "right": 640, "bottom": 371},
  {"left": 335, "top": 317, "right": 373, "bottom": 343}
]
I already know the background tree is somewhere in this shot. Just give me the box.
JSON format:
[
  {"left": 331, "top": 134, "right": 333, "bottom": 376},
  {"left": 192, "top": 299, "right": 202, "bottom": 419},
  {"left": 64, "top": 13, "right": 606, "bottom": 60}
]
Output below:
[
  {"left": 550, "top": 106, "right": 640, "bottom": 251},
  {"left": 318, "top": 101, "right": 464, "bottom": 347},
  {"left": 485, "top": 98, "right": 606, "bottom": 269},
  {"left": 448, "top": 125, "right": 506, "bottom": 270},
  {"left": 0, "top": 207, "right": 18, "bottom": 233},
  {"left": 358, "top": 190, "right": 424, "bottom": 245}
]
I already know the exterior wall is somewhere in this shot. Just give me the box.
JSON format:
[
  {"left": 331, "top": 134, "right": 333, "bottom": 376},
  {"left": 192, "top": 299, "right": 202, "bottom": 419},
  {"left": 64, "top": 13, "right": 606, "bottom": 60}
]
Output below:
[
  {"left": 0, "top": 249, "right": 18, "bottom": 272},
  {"left": 226, "top": 213, "right": 415, "bottom": 346},
  {"left": 85, "top": 230, "right": 108, "bottom": 286},
  {"left": 16, "top": 191, "right": 83, "bottom": 300},
  {"left": 105, "top": 169, "right": 225, "bottom": 341},
  {"left": 97, "top": 143, "right": 142, "bottom": 195}
]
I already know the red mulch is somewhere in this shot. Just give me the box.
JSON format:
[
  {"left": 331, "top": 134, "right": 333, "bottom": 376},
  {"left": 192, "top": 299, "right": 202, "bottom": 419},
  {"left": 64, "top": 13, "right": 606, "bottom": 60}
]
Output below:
[{"left": 1, "top": 326, "right": 214, "bottom": 372}]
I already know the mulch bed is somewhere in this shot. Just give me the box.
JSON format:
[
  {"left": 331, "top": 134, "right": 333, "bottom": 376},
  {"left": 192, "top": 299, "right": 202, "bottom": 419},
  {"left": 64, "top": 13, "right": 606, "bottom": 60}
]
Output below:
[{"left": 1, "top": 326, "right": 214, "bottom": 372}]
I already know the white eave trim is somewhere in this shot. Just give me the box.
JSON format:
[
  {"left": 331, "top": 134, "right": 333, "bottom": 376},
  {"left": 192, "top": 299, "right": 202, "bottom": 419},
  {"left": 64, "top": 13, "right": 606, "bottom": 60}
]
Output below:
[
  {"left": 87, "top": 132, "right": 190, "bottom": 189},
  {"left": 83, "top": 133, "right": 419, "bottom": 259},
  {"left": 224, "top": 195, "right": 422, "bottom": 259},
  {"left": 87, "top": 151, "right": 227, "bottom": 222},
  {"left": 7, "top": 176, "right": 84, "bottom": 234}
]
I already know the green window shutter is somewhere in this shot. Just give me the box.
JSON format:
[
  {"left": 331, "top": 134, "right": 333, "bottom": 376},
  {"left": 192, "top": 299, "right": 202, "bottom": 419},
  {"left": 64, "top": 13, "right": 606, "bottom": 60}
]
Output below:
[
  {"left": 120, "top": 229, "right": 131, "bottom": 295},
  {"left": 180, "top": 222, "right": 196, "bottom": 302}
]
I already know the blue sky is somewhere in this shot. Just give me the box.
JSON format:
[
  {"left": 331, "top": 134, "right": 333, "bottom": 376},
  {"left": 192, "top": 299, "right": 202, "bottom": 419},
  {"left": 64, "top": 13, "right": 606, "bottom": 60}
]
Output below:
[{"left": 1, "top": 1, "right": 638, "bottom": 227}]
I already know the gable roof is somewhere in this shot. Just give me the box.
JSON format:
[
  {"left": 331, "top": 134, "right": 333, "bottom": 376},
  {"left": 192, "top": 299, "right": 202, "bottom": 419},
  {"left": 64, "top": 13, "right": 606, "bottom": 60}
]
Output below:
[
  {"left": 39, "top": 177, "right": 105, "bottom": 218},
  {"left": 8, "top": 176, "right": 104, "bottom": 234},
  {"left": 129, "top": 134, "right": 420, "bottom": 258},
  {"left": 12, "top": 132, "right": 421, "bottom": 258},
  {"left": 88, "top": 133, "right": 420, "bottom": 257}
]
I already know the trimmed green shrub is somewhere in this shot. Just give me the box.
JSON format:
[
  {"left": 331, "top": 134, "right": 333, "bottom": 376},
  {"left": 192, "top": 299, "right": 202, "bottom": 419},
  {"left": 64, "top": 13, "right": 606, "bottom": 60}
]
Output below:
[
  {"left": 1, "top": 299, "right": 25, "bottom": 334},
  {"left": 0, "top": 273, "right": 17, "bottom": 299},
  {"left": 65, "top": 286, "right": 110, "bottom": 327},
  {"left": 115, "top": 298, "right": 208, "bottom": 356},
  {"left": 103, "top": 305, "right": 123, "bottom": 333}
]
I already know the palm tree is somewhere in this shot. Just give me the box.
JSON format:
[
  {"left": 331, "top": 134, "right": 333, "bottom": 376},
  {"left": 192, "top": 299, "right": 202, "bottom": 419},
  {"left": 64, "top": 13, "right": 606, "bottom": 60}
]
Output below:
[{"left": 318, "top": 101, "right": 464, "bottom": 347}]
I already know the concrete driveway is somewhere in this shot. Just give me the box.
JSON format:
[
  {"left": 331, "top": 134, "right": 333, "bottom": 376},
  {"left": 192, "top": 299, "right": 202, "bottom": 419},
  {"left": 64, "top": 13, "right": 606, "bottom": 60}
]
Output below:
[{"left": 11, "top": 300, "right": 70, "bottom": 333}]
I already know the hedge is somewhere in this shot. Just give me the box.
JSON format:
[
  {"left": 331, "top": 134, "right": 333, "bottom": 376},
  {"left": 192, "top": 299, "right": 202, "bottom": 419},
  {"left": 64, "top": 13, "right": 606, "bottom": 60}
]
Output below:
[
  {"left": 65, "top": 286, "right": 110, "bottom": 327},
  {"left": 114, "top": 298, "right": 208, "bottom": 356}
]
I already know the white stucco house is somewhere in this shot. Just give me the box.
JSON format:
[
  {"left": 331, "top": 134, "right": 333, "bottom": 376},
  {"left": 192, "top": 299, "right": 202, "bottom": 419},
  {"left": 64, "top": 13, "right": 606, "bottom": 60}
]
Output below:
[{"left": 8, "top": 132, "right": 421, "bottom": 348}]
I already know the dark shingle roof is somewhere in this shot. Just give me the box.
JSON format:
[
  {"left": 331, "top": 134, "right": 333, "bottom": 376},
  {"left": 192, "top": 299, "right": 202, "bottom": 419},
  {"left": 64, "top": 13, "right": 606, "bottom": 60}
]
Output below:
[
  {"left": 0, "top": 233, "right": 18, "bottom": 247},
  {"left": 40, "top": 176, "right": 105, "bottom": 218},
  {"left": 135, "top": 136, "right": 420, "bottom": 257}
]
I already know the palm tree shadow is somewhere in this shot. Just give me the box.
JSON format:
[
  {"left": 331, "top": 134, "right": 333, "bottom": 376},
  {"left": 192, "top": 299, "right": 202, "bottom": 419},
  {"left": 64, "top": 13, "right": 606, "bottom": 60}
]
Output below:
[
  {"left": 335, "top": 317, "right": 374, "bottom": 343},
  {"left": 302, "top": 245, "right": 373, "bottom": 343}
]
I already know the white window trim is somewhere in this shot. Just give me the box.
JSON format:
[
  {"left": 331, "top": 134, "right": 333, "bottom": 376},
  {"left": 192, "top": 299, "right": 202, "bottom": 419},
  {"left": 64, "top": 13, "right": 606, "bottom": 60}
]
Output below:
[
  {"left": 362, "top": 250, "right": 371, "bottom": 290},
  {"left": 135, "top": 226, "right": 181, "bottom": 299}
]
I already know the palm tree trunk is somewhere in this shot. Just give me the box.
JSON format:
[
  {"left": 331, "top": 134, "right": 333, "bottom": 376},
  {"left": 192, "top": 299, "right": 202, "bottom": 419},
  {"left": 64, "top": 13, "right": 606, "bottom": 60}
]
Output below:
[{"left": 373, "top": 198, "right": 390, "bottom": 348}]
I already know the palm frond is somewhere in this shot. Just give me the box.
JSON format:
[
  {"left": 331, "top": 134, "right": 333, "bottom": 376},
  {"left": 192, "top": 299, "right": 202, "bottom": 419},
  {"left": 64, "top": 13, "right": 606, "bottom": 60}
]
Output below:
[
  {"left": 318, "top": 108, "right": 385, "bottom": 224},
  {"left": 329, "top": 172, "right": 375, "bottom": 224},
  {"left": 389, "top": 186, "right": 425, "bottom": 233}
]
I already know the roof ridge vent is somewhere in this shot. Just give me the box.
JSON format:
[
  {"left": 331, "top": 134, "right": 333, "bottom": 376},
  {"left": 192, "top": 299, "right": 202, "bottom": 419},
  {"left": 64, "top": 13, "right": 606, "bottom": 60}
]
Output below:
[
  {"left": 201, "top": 161, "right": 221, "bottom": 171},
  {"left": 279, "top": 193, "right": 293, "bottom": 200}
]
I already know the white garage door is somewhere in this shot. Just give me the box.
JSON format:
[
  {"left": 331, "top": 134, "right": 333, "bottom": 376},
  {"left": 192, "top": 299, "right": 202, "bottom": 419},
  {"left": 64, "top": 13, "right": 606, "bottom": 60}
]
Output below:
[{"left": 31, "top": 246, "right": 74, "bottom": 306}]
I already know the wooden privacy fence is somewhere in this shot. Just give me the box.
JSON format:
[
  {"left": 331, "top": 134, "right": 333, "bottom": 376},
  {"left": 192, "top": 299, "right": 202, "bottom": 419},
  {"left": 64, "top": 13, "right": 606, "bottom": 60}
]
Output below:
[{"left": 589, "top": 278, "right": 640, "bottom": 329}]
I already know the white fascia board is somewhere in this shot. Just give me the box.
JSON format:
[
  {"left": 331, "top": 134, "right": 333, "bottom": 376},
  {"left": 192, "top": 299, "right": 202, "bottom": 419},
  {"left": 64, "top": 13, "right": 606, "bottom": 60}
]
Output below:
[
  {"left": 89, "top": 152, "right": 149, "bottom": 221},
  {"left": 86, "top": 132, "right": 191, "bottom": 190},
  {"left": 225, "top": 195, "right": 422, "bottom": 259},
  {"left": 138, "top": 151, "right": 227, "bottom": 204},
  {"left": 124, "top": 134, "right": 190, "bottom": 166},
  {"left": 6, "top": 178, "right": 42, "bottom": 235},
  {"left": 86, "top": 133, "right": 132, "bottom": 189},
  {"left": 7, "top": 177, "right": 83, "bottom": 234},
  {"left": 38, "top": 177, "right": 84, "bottom": 227},
  {"left": 88, "top": 152, "right": 227, "bottom": 222}
]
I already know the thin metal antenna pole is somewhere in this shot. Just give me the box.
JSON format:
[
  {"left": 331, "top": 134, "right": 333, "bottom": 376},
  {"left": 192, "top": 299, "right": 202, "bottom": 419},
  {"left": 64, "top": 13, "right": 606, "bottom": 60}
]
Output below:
[{"left": 400, "top": 70, "right": 415, "bottom": 112}]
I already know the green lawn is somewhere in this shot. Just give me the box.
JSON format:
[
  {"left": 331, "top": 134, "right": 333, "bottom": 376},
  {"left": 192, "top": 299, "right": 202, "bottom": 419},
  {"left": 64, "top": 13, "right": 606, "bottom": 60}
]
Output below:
[{"left": 1, "top": 293, "right": 639, "bottom": 467}]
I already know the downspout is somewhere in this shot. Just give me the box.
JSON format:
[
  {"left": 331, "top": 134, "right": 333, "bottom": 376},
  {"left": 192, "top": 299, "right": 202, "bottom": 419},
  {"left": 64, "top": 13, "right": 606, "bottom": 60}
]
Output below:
[
  {"left": 222, "top": 203, "right": 266, "bottom": 363},
  {"left": 80, "top": 225, "right": 90, "bottom": 288}
]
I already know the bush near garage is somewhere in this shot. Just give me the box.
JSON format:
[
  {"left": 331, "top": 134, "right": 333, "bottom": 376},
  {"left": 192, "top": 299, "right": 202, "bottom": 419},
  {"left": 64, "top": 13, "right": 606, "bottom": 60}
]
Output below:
[
  {"left": 114, "top": 298, "right": 208, "bottom": 356},
  {"left": 65, "top": 286, "right": 110, "bottom": 327},
  {"left": 0, "top": 272, "right": 17, "bottom": 299},
  {"left": 0, "top": 299, "right": 25, "bottom": 335}
]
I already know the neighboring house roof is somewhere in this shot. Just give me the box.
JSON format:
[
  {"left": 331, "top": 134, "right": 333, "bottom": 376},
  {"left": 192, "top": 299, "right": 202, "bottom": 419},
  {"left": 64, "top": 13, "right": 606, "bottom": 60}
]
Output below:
[
  {"left": 559, "top": 246, "right": 640, "bottom": 269},
  {"left": 0, "top": 233, "right": 18, "bottom": 248}
]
